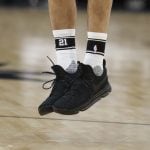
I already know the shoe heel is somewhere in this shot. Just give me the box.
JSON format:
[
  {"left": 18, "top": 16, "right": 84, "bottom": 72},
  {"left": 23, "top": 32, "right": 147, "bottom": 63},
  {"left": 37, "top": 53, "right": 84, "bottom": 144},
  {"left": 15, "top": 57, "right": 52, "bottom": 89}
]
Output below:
[
  {"left": 80, "top": 83, "right": 112, "bottom": 112},
  {"left": 101, "top": 83, "right": 112, "bottom": 98}
]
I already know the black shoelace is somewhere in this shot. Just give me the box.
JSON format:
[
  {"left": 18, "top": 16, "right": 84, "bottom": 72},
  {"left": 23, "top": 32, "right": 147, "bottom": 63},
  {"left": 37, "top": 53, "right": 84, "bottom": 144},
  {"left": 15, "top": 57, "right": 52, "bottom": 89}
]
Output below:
[{"left": 42, "top": 56, "right": 56, "bottom": 90}]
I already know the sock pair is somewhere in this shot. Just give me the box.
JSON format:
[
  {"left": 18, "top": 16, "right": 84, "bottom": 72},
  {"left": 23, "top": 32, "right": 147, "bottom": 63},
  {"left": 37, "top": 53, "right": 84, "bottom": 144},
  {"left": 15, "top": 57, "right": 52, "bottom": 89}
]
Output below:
[{"left": 53, "top": 29, "right": 107, "bottom": 76}]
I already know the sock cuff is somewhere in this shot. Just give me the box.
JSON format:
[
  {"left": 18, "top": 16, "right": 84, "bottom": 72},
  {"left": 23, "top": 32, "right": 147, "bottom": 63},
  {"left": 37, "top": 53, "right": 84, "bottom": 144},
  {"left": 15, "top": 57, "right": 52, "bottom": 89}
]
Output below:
[
  {"left": 88, "top": 32, "right": 107, "bottom": 40},
  {"left": 53, "top": 29, "right": 75, "bottom": 38}
]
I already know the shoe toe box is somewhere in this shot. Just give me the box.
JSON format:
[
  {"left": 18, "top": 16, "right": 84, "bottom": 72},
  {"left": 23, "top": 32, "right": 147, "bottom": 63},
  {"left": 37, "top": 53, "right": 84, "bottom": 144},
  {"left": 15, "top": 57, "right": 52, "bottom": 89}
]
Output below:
[{"left": 38, "top": 97, "right": 55, "bottom": 115}]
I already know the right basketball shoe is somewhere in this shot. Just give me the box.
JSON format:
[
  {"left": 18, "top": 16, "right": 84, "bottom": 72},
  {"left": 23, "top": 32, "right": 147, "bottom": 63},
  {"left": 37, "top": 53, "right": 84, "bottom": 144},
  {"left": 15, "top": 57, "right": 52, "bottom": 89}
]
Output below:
[
  {"left": 53, "top": 60, "right": 112, "bottom": 115},
  {"left": 38, "top": 57, "right": 81, "bottom": 116}
]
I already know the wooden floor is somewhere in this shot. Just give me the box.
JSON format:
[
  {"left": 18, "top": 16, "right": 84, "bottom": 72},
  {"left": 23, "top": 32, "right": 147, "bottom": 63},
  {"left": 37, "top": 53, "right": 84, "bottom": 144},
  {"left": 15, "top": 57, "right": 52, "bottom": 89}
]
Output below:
[{"left": 0, "top": 8, "right": 150, "bottom": 150}]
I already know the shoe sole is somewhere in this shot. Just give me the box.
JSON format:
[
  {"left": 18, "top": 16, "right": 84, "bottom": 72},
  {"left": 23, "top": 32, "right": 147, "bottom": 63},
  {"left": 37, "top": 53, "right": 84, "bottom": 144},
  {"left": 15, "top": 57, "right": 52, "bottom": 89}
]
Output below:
[
  {"left": 53, "top": 83, "right": 112, "bottom": 115},
  {"left": 38, "top": 107, "right": 53, "bottom": 116}
]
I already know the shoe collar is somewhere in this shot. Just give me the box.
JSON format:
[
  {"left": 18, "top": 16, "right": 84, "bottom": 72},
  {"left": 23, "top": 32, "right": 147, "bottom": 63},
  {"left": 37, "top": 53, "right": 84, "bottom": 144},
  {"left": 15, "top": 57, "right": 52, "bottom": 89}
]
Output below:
[
  {"left": 78, "top": 60, "right": 107, "bottom": 79},
  {"left": 51, "top": 64, "right": 82, "bottom": 79}
]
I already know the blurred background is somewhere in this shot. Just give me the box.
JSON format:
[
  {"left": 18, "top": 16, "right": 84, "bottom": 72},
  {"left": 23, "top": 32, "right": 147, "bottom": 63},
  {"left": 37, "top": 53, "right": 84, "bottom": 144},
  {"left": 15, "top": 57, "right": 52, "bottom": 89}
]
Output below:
[
  {"left": 0, "top": 0, "right": 150, "bottom": 11},
  {"left": 0, "top": 0, "right": 150, "bottom": 150}
]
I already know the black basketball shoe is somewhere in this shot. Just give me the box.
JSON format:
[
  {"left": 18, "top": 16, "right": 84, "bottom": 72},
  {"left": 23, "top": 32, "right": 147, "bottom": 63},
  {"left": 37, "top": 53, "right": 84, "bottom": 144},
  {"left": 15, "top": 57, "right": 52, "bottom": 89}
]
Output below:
[
  {"left": 38, "top": 57, "right": 81, "bottom": 116},
  {"left": 53, "top": 60, "right": 112, "bottom": 115}
]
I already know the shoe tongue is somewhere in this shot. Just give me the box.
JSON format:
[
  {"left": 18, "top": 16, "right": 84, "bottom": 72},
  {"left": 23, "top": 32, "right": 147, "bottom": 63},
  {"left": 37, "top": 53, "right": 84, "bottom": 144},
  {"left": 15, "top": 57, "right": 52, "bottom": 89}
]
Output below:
[{"left": 51, "top": 65, "right": 66, "bottom": 78}]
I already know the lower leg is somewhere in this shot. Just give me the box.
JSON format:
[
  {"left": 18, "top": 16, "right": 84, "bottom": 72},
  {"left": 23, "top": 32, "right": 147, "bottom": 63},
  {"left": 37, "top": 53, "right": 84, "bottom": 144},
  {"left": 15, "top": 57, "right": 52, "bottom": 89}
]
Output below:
[
  {"left": 48, "top": 0, "right": 78, "bottom": 73},
  {"left": 88, "top": 0, "right": 112, "bottom": 32},
  {"left": 49, "top": 0, "right": 76, "bottom": 29},
  {"left": 84, "top": 0, "right": 113, "bottom": 76}
]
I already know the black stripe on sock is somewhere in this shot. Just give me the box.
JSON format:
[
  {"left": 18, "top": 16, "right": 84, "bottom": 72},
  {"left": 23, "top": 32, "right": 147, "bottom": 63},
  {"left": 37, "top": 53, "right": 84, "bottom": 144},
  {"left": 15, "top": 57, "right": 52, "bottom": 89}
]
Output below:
[
  {"left": 56, "top": 47, "right": 75, "bottom": 51},
  {"left": 86, "top": 51, "right": 104, "bottom": 56},
  {"left": 86, "top": 39, "right": 106, "bottom": 54},
  {"left": 55, "top": 37, "right": 75, "bottom": 49},
  {"left": 88, "top": 38, "right": 106, "bottom": 42},
  {"left": 55, "top": 36, "right": 75, "bottom": 39}
]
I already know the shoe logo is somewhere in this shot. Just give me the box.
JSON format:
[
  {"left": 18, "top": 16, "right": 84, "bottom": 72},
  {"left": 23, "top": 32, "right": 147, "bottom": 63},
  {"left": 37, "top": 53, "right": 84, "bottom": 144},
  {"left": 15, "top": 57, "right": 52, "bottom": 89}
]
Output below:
[{"left": 94, "top": 45, "right": 97, "bottom": 53}]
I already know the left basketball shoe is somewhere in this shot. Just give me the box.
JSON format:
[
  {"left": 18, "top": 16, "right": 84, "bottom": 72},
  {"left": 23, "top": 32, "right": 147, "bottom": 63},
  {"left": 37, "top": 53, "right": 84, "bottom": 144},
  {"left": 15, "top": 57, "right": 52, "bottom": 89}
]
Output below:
[{"left": 38, "top": 62, "right": 81, "bottom": 116}]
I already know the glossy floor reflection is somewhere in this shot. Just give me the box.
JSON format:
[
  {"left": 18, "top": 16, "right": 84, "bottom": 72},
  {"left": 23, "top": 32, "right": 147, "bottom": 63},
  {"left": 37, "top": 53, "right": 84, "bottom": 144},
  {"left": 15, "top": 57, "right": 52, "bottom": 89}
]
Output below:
[{"left": 0, "top": 8, "right": 150, "bottom": 150}]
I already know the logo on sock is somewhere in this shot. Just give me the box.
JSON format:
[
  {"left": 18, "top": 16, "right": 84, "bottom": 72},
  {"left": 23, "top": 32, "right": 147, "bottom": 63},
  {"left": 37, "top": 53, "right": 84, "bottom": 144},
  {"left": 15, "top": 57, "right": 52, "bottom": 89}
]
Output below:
[{"left": 94, "top": 45, "right": 98, "bottom": 53}]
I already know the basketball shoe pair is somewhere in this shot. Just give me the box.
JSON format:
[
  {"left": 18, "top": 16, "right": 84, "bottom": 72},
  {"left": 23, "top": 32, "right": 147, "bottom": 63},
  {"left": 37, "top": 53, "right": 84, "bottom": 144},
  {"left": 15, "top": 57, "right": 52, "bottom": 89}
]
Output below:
[{"left": 38, "top": 58, "right": 111, "bottom": 115}]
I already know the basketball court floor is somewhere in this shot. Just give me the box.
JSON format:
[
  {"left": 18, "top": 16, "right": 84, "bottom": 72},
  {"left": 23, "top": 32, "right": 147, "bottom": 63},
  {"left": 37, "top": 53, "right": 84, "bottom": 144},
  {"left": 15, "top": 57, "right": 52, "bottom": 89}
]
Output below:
[{"left": 0, "top": 8, "right": 150, "bottom": 150}]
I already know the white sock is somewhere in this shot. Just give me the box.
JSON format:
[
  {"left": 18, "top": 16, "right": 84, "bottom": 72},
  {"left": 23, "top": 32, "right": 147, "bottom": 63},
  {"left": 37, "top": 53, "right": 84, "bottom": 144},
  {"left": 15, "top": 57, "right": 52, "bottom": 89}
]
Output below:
[
  {"left": 53, "top": 29, "right": 77, "bottom": 73},
  {"left": 83, "top": 32, "right": 107, "bottom": 76}
]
